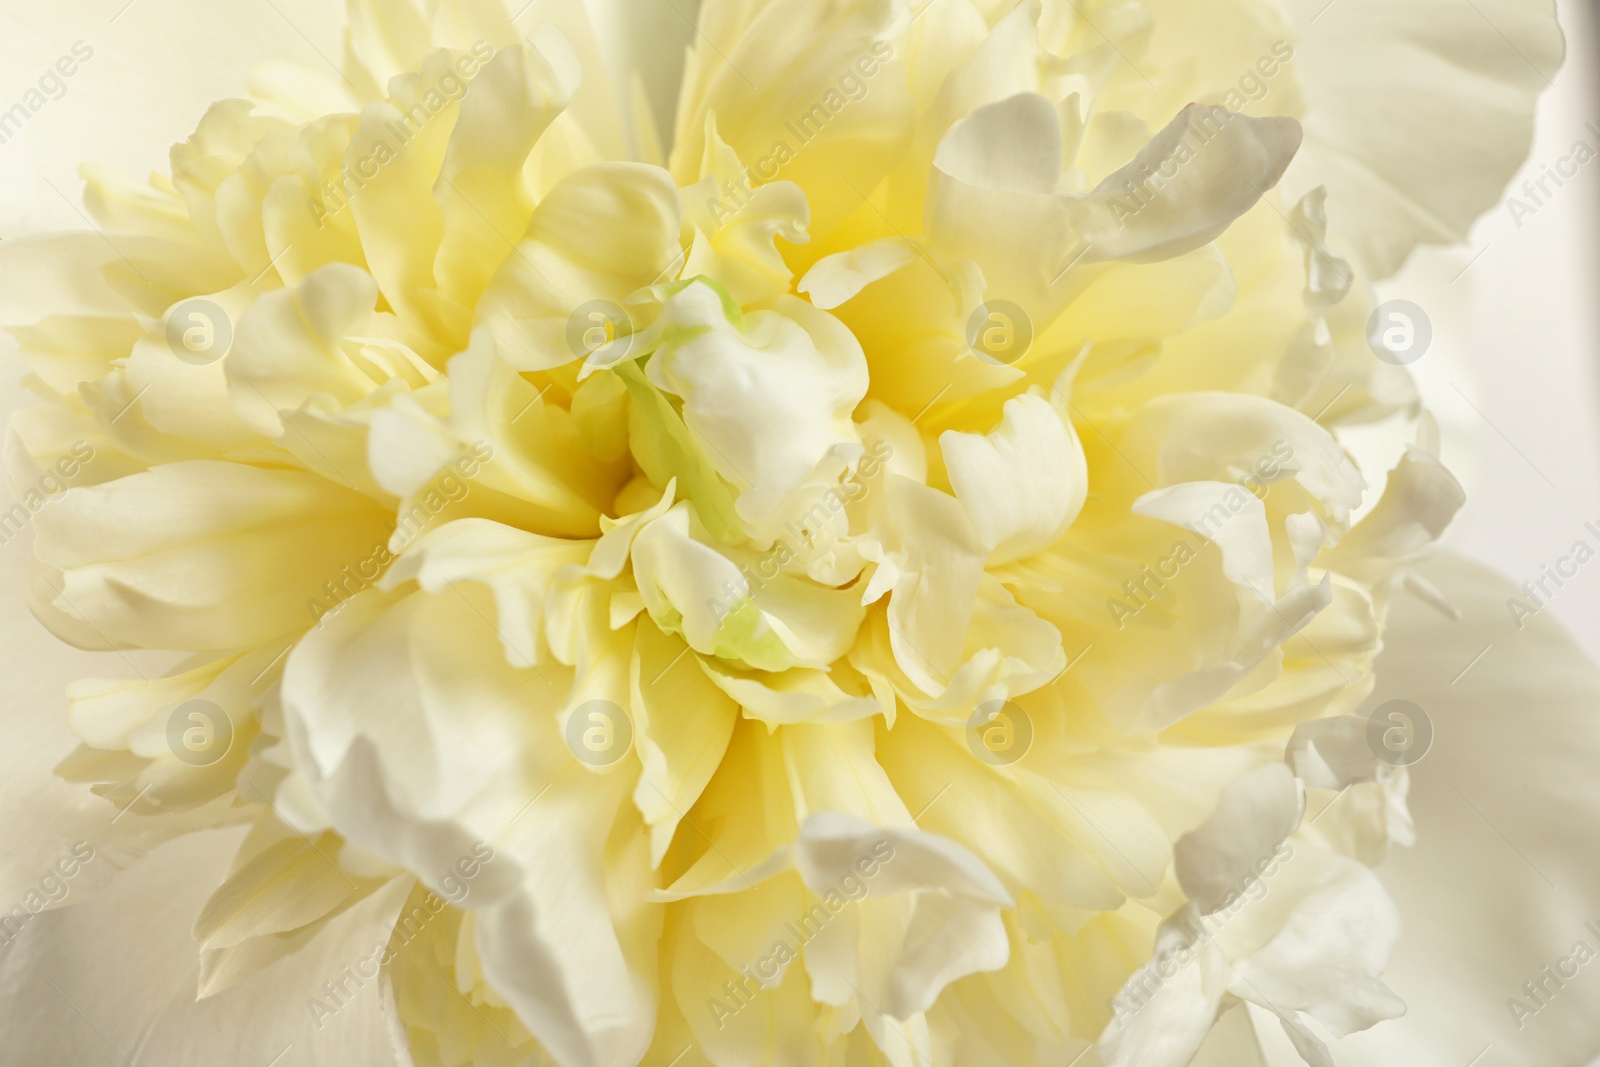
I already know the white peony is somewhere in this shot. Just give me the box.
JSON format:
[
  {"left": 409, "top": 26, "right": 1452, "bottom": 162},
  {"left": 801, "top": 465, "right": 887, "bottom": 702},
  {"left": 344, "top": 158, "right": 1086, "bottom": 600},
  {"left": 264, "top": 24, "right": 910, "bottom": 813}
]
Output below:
[{"left": 0, "top": 1, "right": 1591, "bottom": 1066}]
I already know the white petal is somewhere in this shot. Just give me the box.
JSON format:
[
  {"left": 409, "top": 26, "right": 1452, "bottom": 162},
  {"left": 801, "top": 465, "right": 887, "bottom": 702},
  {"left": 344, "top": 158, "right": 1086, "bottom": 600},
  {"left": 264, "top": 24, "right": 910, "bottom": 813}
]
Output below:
[
  {"left": 926, "top": 93, "right": 1076, "bottom": 311},
  {"left": 1287, "top": 715, "right": 1381, "bottom": 791},
  {"left": 1135, "top": 481, "right": 1276, "bottom": 602},
  {"left": 226, "top": 263, "right": 388, "bottom": 438},
  {"left": 679, "top": 115, "right": 810, "bottom": 306},
  {"left": 0, "top": 827, "right": 411, "bottom": 1066},
  {"left": 867, "top": 476, "right": 987, "bottom": 696},
  {"left": 1294, "top": 551, "right": 1600, "bottom": 1065},
  {"left": 281, "top": 586, "right": 656, "bottom": 1067},
  {"left": 1228, "top": 859, "right": 1405, "bottom": 1038},
  {"left": 799, "top": 238, "right": 923, "bottom": 311},
  {"left": 932, "top": 91, "right": 1062, "bottom": 195},
  {"left": 1100, "top": 940, "right": 1231, "bottom": 1067},
  {"left": 1073, "top": 105, "right": 1303, "bottom": 264},
  {"left": 1282, "top": 0, "right": 1564, "bottom": 278},
  {"left": 942, "top": 393, "right": 1088, "bottom": 565},
  {"left": 380, "top": 516, "right": 590, "bottom": 669},
  {"left": 32, "top": 461, "right": 392, "bottom": 651},
  {"left": 1125, "top": 392, "right": 1366, "bottom": 524},
  {"left": 630, "top": 502, "right": 865, "bottom": 671},
  {"left": 1325, "top": 448, "right": 1465, "bottom": 583},
  {"left": 1175, "top": 764, "right": 1305, "bottom": 915},
  {"left": 880, "top": 888, "right": 1011, "bottom": 1019},
  {"left": 790, "top": 812, "right": 1012, "bottom": 907},
  {"left": 640, "top": 282, "right": 869, "bottom": 538}
]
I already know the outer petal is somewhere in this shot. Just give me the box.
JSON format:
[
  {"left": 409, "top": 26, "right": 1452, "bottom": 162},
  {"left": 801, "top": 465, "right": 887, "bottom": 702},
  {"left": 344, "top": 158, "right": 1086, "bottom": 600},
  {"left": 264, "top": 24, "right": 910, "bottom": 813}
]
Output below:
[
  {"left": 1282, "top": 0, "right": 1564, "bottom": 278},
  {"left": 280, "top": 580, "right": 658, "bottom": 1067},
  {"left": 1100, "top": 939, "right": 1231, "bottom": 1067},
  {"left": 0, "top": 827, "right": 411, "bottom": 1067},
  {"left": 1270, "top": 551, "right": 1600, "bottom": 1065},
  {"left": 31, "top": 461, "right": 394, "bottom": 651},
  {"left": 0, "top": 235, "right": 150, "bottom": 395},
  {"left": 0, "top": 531, "right": 187, "bottom": 917}
]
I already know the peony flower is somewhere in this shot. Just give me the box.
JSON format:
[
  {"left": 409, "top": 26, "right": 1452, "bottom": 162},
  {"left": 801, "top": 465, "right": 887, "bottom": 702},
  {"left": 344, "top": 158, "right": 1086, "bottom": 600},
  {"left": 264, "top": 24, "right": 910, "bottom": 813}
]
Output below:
[{"left": 0, "top": 0, "right": 1586, "bottom": 1065}]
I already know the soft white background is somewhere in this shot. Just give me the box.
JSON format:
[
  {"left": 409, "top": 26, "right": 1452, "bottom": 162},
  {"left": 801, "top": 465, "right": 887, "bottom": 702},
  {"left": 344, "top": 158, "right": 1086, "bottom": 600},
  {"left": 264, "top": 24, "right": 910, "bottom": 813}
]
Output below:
[{"left": 2, "top": 2, "right": 1599, "bottom": 1065}]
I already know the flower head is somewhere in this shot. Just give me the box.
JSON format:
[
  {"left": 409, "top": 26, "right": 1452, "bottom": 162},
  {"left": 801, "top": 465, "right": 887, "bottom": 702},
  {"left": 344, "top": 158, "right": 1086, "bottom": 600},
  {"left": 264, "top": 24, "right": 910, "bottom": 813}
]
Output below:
[{"left": 0, "top": 0, "right": 1563, "bottom": 1065}]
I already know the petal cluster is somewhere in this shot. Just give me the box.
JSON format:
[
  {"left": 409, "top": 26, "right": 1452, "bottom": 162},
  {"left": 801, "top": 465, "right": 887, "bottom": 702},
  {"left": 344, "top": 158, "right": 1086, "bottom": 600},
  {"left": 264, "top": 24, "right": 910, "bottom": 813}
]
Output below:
[{"left": 0, "top": 0, "right": 1562, "bottom": 1065}]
